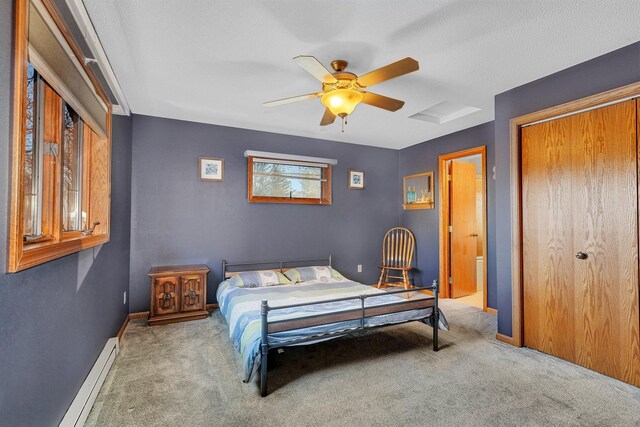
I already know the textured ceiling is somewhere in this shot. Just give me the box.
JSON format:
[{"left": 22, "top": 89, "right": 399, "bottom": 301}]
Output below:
[{"left": 84, "top": 0, "right": 640, "bottom": 149}]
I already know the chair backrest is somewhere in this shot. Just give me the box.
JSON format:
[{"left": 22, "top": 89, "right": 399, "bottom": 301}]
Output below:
[{"left": 381, "top": 227, "right": 415, "bottom": 268}]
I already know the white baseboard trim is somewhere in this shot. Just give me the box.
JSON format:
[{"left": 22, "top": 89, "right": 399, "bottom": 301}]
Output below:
[{"left": 59, "top": 337, "right": 119, "bottom": 427}]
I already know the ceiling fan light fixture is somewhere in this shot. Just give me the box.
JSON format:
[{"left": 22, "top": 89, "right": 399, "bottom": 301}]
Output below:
[
  {"left": 321, "top": 89, "right": 363, "bottom": 117},
  {"left": 264, "top": 56, "right": 418, "bottom": 129}
]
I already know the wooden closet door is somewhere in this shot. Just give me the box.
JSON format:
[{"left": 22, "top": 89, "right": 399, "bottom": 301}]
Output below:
[
  {"left": 522, "top": 114, "right": 575, "bottom": 362},
  {"left": 570, "top": 100, "right": 640, "bottom": 384},
  {"left": 522, "top": 99, "right": 640, "bottom": 386}
]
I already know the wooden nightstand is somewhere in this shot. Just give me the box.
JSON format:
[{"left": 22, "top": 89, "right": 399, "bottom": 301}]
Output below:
[{"left": 148, "top": 265, "right": 210, "bottom": 326}]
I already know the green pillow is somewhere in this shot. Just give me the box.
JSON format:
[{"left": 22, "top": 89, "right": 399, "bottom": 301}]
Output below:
[
  {"left": 285, "top": 266, "right": 347, "bottom": 283},
  {"left": 228, "top": 270, "right": 291, "bottom": 288}
]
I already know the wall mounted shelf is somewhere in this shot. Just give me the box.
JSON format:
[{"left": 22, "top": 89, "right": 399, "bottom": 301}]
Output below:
[{"left": 403, "top": 171, "right": 434, "bottom": 210}]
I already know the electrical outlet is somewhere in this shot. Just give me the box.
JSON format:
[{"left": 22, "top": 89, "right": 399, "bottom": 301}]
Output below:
[
  {"left": 123, "top": 291, "right": 127, "bottom": 305},
  {"left": 357, "top": 264, "right": 362, "bottom": 273}
]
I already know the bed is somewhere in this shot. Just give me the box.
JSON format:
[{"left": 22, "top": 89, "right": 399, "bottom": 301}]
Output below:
[{"left": 216, "top": 256, "right": 449, "bottom": 396}]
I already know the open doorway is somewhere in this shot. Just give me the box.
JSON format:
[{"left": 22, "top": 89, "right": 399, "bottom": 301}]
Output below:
[{"left": 438, "top": 146, "right": 488, "bottom": 311}]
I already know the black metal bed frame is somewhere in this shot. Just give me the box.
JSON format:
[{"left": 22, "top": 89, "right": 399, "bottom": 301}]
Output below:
[{"left": 221, "top": 256, "right": 440, "bottom": 397}]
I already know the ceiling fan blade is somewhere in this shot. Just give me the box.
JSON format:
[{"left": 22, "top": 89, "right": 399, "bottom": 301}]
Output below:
[
  {"left": 320, "top": 108, "right": 336, "bottom": 126},
  {"left": 361, "top": 92, "right": 405, "bottom": 112},
  {"left": 263, "top": 93, "right": 320, "bottom": 108},
  {"left": 356, "top": 57, "right": 419, "bottom": 88},
  {"left": 293, "top": 55, "right": 338, "bottom": 84}
]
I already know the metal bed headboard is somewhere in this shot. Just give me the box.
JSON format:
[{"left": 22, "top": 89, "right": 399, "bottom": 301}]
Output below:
[{"left": 222, "top": 255, "right": 332, "bottom": 279}]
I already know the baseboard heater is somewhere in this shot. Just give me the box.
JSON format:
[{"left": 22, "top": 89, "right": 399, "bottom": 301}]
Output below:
[{"left": 59, "top": 337, "right": 119, "bottom": 427}]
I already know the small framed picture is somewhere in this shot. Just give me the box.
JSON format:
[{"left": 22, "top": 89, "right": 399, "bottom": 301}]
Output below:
[
  {"left": 199, "top": 157, "right": 224, "bottom": 181},
  {"left": 348, "top": 169, "right": 365, "bottom": 189}
]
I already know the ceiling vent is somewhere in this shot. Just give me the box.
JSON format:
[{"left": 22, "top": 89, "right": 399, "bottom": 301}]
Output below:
[{"left": 410, "top": 101, "right": 480, "bottom": 124}]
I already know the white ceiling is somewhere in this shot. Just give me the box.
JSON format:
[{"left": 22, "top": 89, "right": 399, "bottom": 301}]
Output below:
[{"left": 83, "top": 0, "right": 640, "bottom": 149}]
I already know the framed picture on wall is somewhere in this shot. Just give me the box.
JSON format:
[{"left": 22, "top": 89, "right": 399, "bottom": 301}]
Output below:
[
  {"left": 199, "top": 157, "right": 224, "bottom": 181},
  {"left": 348, "top": 169, "right": 365, "bottom": 189}
]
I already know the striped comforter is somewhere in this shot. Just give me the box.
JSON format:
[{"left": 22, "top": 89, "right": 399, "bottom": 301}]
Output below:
[{"left": 217, "top": 277, "right": 449, "bottom": 382}]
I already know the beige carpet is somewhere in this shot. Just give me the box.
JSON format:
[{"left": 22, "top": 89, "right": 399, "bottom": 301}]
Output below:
[{"left": 86, "top": 299, "right": 640, "bottom": 426}]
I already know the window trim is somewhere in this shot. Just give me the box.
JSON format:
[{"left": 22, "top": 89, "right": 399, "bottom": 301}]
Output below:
[
  {"left": 8, "top": 0, "right": 112, "bottom": 273},
  {"left": 247, "top": 156, "right": 332, "bottom": 205}
]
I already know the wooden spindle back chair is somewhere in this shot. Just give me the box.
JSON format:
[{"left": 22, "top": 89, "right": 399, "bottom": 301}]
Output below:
[{"left": 376, "top": 227, "right": 415, "bottom": 295}]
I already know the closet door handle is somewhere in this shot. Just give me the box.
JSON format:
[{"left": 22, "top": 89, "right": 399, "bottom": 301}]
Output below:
[{"left": 575, "top": 251, "right": 588, "bottom": 260}]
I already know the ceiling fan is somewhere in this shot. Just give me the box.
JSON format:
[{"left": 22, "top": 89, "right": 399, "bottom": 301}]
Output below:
[{"left": 263, "top": 56, "right": 419, "bottom": 131}]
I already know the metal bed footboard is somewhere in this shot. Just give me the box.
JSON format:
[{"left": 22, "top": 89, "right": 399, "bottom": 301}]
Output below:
[{"left": 259, "top": 280, "right": 440, "bottom": 397}]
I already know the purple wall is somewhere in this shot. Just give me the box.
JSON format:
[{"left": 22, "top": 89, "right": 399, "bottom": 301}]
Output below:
[
  {"left": 0, "top": 4, "right": 133, "bottom": 424},
  {"left": 494, "top": 42, "right": 640, "bottom": 336},
  {"left": 398, "top": 122, "right": 496, "bottom": 308},
  {"left": 128, "top": 115, "right": 400, "bottom": 312},
  {"left": 2, "top": 0, "right": 638, "bottom": 421}
]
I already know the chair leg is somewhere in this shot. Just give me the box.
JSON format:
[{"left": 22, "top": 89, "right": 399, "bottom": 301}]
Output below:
[
  {"left": 376, "top": 268, "right": 386, "bottom": 289},
  {"left": 403, "top": 270, "right": 410, "bottom": 299}
]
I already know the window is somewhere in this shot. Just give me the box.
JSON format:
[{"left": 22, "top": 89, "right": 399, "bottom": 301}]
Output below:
[
  {"left": 23, "top": 64, "right": 41, "bottom": 237},
  {"left": 23, "top": 64, "right": 57, "bottom": 242},
  {"left": 62, "top": 103, "right": 83, "bottom": 232},
  {"left": 8, "top": 0, "right": 112, "bottom": 272},
  {"left": 247, "top": 154, "right": 333, "bottom": 205}
]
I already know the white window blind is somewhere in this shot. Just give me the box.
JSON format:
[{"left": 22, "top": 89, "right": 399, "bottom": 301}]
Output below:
[
  {"left": 251, "top": 158, "right": 329, "bottom": 168},
  {"left": 244, "top": 150, "right": 338, "bottom": 166},
  {"left": 28, "top": 0, "right": 108, "bottom": 139}
]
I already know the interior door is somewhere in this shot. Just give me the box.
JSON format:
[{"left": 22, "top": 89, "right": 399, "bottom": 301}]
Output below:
[
  {"left": 522, "top": 99, "right": 640, "bottom": 386},
  {"left": 522, "top": 112, "right": 575, "bottom": 361},
  {"left": 450, "top": 161, "right": 477, "bottom": 298}
]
